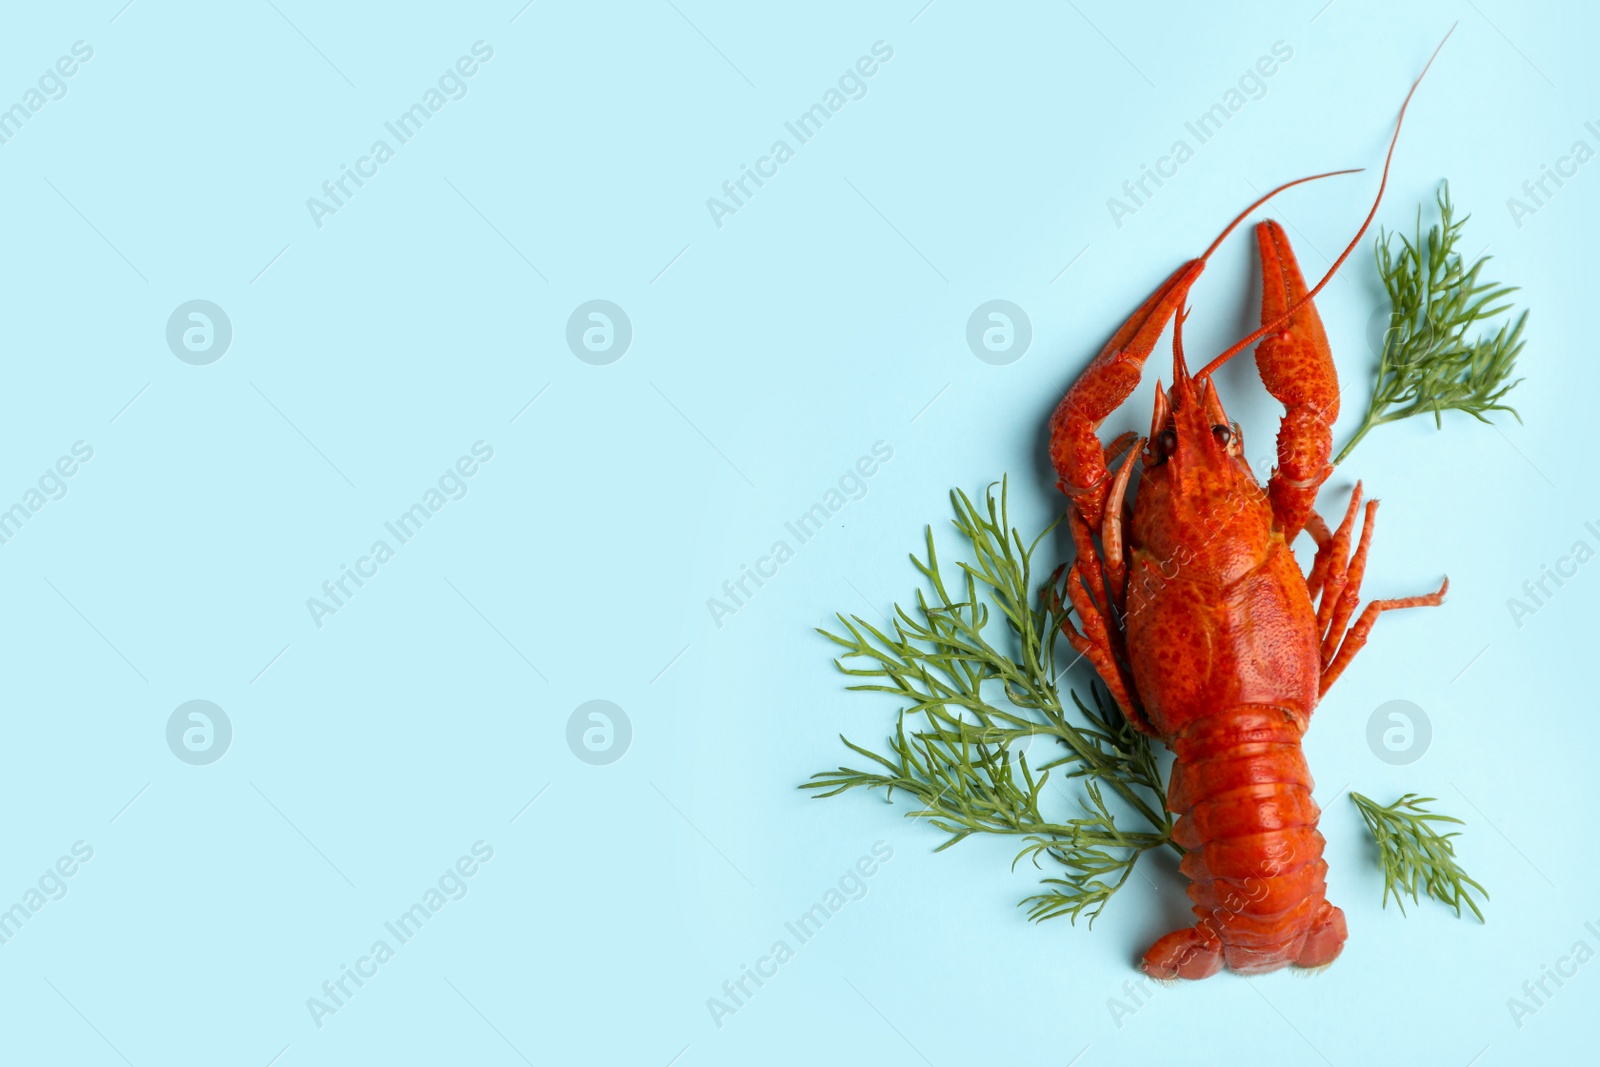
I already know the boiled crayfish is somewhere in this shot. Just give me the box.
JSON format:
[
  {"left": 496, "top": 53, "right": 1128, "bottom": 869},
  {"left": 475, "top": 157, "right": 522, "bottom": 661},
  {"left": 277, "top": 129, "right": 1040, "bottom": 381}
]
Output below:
[{"left": 1046, "top": 52, "right": 1449, "bottom": 979}]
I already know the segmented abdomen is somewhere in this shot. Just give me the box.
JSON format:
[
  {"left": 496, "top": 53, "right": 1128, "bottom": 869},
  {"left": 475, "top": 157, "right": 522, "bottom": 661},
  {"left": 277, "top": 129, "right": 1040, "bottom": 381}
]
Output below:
[{"left": 1166, "top": 705, "right": 1330, "bottom": 974}]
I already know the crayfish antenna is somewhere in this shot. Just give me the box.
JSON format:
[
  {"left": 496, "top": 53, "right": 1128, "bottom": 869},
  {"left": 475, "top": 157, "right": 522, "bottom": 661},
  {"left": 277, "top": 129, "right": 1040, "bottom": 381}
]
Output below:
[
  {"left": 1196, "top": 23, "right": 1458, "bottom": 380},
  {"left": 1197, "top": 168, "right": 1362, "bottom": 265},
  {"left": 1171, "top": 304, "right": 1196, "bottom": 406}
]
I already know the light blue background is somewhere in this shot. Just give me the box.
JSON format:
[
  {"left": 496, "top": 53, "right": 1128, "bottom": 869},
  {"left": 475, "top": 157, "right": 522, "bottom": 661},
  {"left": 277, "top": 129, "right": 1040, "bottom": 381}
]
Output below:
[{"left": 0, "top": 1, "right": 1593, "bottom": 1064}]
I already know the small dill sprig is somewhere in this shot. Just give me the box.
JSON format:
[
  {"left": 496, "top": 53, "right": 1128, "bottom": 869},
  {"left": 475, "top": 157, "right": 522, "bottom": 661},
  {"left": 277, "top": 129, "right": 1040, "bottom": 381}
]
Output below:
[
  {"left": 803, "top": 478, "right": 1175, "bottom": 925},
  {"left": 1335, "top": 180, "right": 1527, "bottom": 464},
  {"left": 1350, "top": 792, "right": 1487, "bottom": 921}
]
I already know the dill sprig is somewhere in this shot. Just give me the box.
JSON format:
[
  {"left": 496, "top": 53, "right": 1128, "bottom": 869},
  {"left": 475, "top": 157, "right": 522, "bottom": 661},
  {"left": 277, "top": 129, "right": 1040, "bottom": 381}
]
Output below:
[
  {"left": 1350, "top": 792, "right": 1487, "bottom": 922},
  {"left": 803, "top": 478, "right": 1175, "bottom": 924},
  {"left": 1335, "top": 180, "right": 1526, "bottom": 464}
]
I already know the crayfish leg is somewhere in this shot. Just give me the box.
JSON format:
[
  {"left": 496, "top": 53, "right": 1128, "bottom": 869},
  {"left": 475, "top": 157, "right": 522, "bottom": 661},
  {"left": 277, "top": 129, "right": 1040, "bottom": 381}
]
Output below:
[
  {"left": 1320, "top": 578, "right": 1449, "bottom": 697},
  {"left": 1099, "top": 442, "right": 1144, "bottom": 604},
  {"left": 1302, "top": 509, "right": 1336, "bottom": 596},
  {"left": 1057, "top": 560, "right": 1156, "bottom": 737},
  {"left": 1311, "top": 483, "right": 1450, "bottom": 696}
]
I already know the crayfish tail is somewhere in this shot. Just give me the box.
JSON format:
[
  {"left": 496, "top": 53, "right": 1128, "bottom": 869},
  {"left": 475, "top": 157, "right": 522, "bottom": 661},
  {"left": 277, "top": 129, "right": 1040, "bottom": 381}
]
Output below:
[
  {"left": 1293, "top": 899, "right": 1348, "bottom": 969},
  {"left": 1143, "top": 705, "right": 1344, "bottom": 978},
  {"left": 1141, "top": 926, "right": 1223, "bottom": 981}
]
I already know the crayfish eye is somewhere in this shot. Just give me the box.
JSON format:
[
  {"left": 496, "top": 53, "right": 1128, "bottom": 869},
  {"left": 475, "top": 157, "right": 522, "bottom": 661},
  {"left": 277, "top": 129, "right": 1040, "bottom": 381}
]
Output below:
[
  {"left": 1212, "top": 424, "right": 1234, "bottom": 446},
  {"left": 1155, "top": 429, "right": 1177, "bottom": 459}
]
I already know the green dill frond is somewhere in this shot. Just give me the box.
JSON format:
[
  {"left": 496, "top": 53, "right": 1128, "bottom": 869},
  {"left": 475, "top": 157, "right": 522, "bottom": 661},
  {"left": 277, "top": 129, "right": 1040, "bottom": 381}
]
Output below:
[
  {"left": 804, "top": 478, "right": 1176, "bottom": 925},
  {"left": 805, "top": 480, "right": 1492, "bottom": 931},
  {"left": 1351, "top": 792, "right": 1487, "bottom": 922},
  {"left": 1335, "top": 180, "right": 1527, "bottom": 464}
]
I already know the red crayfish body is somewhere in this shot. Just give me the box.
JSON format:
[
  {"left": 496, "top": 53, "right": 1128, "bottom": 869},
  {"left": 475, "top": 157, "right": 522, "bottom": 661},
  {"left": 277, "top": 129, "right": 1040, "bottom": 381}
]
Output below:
[
  {"left": 1120, "top": 357, "right": 1343, "bottom": 978},
  {"left": 1045, "top": 60, "right": 1450, "bottom": 978}
]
